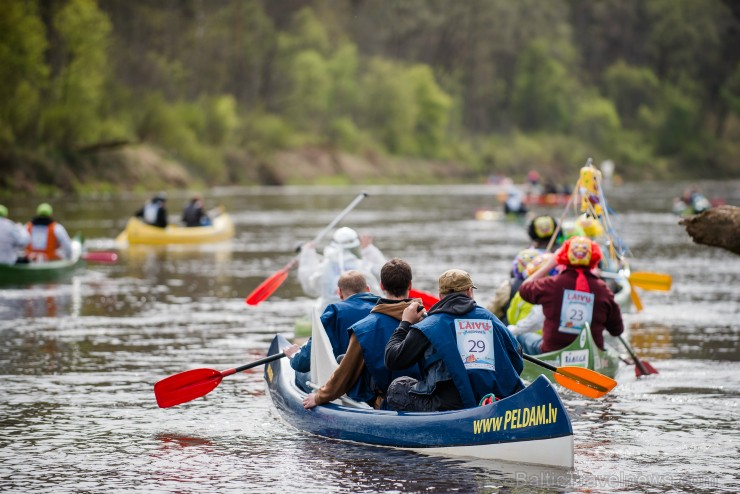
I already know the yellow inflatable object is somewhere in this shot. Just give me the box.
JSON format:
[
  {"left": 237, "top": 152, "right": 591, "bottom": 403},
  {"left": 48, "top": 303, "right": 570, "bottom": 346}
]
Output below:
[
  {"left": 579, "top": 164, "right": 603, "bottom": 216},
  {"left": 576, "top": 214, "right": 604, "bottom": 239},
  {"left": 116, "top": 213, "right": 234, "bottom": 245}
]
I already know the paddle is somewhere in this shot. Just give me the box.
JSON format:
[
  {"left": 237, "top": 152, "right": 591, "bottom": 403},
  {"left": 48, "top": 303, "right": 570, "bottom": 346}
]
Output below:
[
  {"left": 154, "top": 352, "right": 286, "bottom": 408},
  {"left": 617, "top": 335, "right": 658, "bottom": 377},
  {"left": 522, "top": 354, "right": 617, "bottom": 399},
  {"left": 409, "top": 288, "right": 439, "bottom": 310},
  {"left": 82, "top": 251, "right": 119, "bottom": 263},
  {"left": 630, "top": 288, "right": 644, "bottom": 312},
  {"left": 627, "top": 272, "right": 672, "bottom": 291},
  {"left": 245, "top": 192, "right": 369, "bottom": 306}
]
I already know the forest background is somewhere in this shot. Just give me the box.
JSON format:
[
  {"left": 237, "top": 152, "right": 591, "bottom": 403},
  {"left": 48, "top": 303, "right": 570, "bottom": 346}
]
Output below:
[{"left": 1, "top": 0, "right": 739, "bottom": 195}]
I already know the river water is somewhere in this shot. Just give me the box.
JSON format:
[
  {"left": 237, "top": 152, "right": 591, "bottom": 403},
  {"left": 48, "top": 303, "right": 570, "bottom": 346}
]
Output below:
[{"left": 0, "top": 181, "right": 738, "bottom": 493}]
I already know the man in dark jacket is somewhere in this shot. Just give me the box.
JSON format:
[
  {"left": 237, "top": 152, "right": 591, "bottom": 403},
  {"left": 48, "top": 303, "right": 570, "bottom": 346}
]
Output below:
[
  {"left": 181, "top": 194, "right": 211, "bottom": 227},
  {"left": 135, "top": 192, "right": 168, "bottom": 228},
  {"left": 385, "top": 269, "right": 524, "bottom": 412}
]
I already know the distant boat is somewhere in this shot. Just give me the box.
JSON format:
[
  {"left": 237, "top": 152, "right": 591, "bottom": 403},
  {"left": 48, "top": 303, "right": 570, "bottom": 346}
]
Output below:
[
  {"left": 0, "top": 236, "right": 84, "bottom": 286},
  {"left": 116, "top": 212, "right": 234, "bottom": 245}
]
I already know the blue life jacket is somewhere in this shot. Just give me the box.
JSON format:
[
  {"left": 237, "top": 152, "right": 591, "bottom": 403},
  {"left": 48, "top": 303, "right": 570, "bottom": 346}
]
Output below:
[
  {"left": 349, "top": 312, "right": 422, "bottom": 403},
  {"left": 321, "top": 293, "right": 380, "bottom": 358},
  {"left": 290, "top": 292, "right": 379, "bottom": 374},
  {"left": 413, "top": 305, "right": 524, "bottom": 408}
]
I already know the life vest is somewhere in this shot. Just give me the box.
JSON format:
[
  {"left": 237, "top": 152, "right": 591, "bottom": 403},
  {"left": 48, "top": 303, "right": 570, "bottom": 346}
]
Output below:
[
  {"left": 26, "top": 222, "right": 60, "bottom": 261},
  {"left": 350, "top": 312, "right": 422, "bottom": 403},
  {"left": 413, "top": 306, "right": 524, "bottom": 408},
  {"left": 143, "top": 202, "right": 161, "bottom": 225},
  {"left": 321, "top": 293, "right": 380, "bottom": 359},
  {"left": 506, "top": 291, "right": 534, "bottom": 326}
]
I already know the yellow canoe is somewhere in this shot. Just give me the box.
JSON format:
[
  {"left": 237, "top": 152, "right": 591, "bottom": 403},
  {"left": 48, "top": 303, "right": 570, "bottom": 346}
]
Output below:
[{"left": 116, "top": 213, "right": 234, "bottom": 245}]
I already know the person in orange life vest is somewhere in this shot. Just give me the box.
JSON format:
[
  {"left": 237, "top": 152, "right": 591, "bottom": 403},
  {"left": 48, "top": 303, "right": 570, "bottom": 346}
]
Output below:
[
  {"left": 25, "top": 203, "right": 72, "bottom": 262},
  {"left": 516, "top": 236, "right": 623, "bottom": 355},
  {"left": 0, "top": 205, "right": 30, "bottom": 265},
  {"left": 135, "top": 192, "right": 168, "bottom": 228}
]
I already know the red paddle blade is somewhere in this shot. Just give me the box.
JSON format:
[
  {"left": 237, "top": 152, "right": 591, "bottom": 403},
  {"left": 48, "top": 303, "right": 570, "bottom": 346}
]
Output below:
[
  {"left": 154, "top": 368, "right": 224, "bottom": 408},
  {"left": 409, "top": 289, "right": 440, "bottom": 310},
  {"left": 245, "top": 268, "right": 290, "bottom": 306},
  {"left": 82, "top": 251, "right": 119, "bottom": 263},
  {"left": 553, "top": 366, "right": 617, "bottom": 399},
  {"left": 635, "top": 360, "right": 659, "bottom": 377}
]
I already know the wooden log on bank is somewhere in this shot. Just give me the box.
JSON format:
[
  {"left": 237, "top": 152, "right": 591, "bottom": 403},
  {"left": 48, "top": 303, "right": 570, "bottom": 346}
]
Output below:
[{"left": 679, "top": 205, "right": 740, "bottom": 256}]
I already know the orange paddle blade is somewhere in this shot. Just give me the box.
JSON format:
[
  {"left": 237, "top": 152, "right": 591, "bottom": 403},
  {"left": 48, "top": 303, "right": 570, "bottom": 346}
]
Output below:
[
  {"left": 154, "top": 368, "right": 223, "bottom": 408},
  {"left": 630, "top": 288, "right": 644, "bottom": 312},
  {"left": 245, "top": 268, "right": 291, "bottom": 306},
  {"left": 629, "top": 272, "right": 672, "bottom": 291},
  {"left": 552, "top": 366, "right": 618, "bottom": 399}
]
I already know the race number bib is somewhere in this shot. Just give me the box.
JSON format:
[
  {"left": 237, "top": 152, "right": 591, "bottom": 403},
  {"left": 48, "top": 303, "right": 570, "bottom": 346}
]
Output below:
[
  {"left": 455, "top": 319, "right": 495, "bottom": 371},
  {"left": 559, "top": 289, "right": 594, "bottom": 335}
]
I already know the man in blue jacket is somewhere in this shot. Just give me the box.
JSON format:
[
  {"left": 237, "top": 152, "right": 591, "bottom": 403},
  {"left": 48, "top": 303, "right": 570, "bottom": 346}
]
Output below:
[
  {"left": 284, "top": 270, "right": 380, "bottom": 392},
  {"left": 385, "top": 269, "right": 524, "bottom": 411},
  {"left": 302, "top": 258, "right": 422, "bottom": 409}
]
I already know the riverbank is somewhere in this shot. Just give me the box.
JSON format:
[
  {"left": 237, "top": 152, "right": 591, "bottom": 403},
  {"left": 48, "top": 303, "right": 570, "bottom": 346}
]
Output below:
[
  {"left": 0, "top": 144, "right": 482, "bottom": 197},
  {"left": 2, "top": 142, "right": 736, "bottom": 198}
]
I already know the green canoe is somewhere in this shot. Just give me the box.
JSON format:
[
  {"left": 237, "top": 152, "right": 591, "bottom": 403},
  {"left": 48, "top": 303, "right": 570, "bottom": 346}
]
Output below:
[
  {"left": 0, "top": 238, "right": 84, "bottom": 286},
  {"left": 519, "top": 322, "right": 620, "bottom": 383}
]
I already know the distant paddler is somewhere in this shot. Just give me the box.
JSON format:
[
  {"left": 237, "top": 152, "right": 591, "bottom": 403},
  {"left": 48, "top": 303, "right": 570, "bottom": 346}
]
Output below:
[
  {"left": 516, "top": 236, "right": 624, "bottom": 355},
  {"left": 23, "top": 203, "right": 73, "bottom": 262}
]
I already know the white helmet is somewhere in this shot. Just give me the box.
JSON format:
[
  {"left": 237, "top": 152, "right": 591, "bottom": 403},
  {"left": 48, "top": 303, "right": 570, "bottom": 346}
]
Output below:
[{"left": 332, "top": 227, "right": 360, "bottom": 249}]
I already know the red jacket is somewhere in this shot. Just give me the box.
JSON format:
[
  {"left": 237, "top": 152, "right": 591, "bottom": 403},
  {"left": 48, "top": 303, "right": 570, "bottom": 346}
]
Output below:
[{"left": 518, "top": 267, "right": 624, "bottom": 352}]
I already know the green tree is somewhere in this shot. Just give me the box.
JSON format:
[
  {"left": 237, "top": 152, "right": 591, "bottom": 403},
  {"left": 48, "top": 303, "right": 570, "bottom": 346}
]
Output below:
[
  {"left": 602, "top": 61, "right": 660, "bottom": 126},
  {"left": 0, "top": 2, "right": 48, "bottom": 145},
  {"left": 408, "top": 65, "right": 453, "bottom": 158},
  {"left": 572, "top": 95, "right": 621, "bottom": 149},
  {"left": 511, "top": 40, "right": 577, "bottom": 132},
  {"left": 653, "top": 84, "right": 701, "bottom": 155},
  {"left": 41, "top": 0, "right": 112, "bottom": 148},
  {"left": 360, "top": 58, "right": 417, "bottom": 154},
  {"left": 284, "top": 50, "right": 331, "bottom": 133}
]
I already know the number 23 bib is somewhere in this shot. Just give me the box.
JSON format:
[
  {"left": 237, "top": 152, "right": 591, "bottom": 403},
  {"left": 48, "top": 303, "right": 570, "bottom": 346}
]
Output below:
[{"left": 559, "top": 289, "right": 594, "bottom": 335}]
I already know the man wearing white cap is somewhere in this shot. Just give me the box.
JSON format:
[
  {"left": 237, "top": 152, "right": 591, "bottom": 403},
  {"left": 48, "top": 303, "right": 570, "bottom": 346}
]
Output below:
[
  {"left": 0, "top": 205, "right": 29, "bottom": 265},
  {"left": 385, "top": 268, "right": 524, "bottom": 412},
  {"left": 298, "top": 226, "right": 385, "bottom": 312}
]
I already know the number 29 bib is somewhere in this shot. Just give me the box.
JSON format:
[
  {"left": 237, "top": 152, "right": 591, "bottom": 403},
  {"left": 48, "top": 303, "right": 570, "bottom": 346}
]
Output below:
[
  {"left": 559, "top": 289, "right": 594, "bottom": 335},
  {"left": 454, "top": 319, "right": 495, "bottom": 371}
]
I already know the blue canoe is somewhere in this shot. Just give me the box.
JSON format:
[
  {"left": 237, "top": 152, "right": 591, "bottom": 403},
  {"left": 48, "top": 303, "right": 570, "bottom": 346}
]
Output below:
[{"left": 264, "top": 334, "right": 574, "bottom": 468}]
